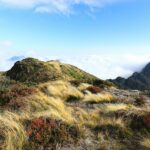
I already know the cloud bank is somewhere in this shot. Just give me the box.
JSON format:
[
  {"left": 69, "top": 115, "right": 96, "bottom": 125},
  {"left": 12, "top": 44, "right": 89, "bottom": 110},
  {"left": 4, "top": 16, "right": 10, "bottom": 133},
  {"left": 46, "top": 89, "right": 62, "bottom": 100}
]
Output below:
[
  {"left": 60, "top": 54, "right": 150, "bottom": 79},
  {"left": 0, "top": 0, "right": 127, "bottom": 13},
  {"left": 0, "top": 40, "right": 149, "bottom": 80},
  {"left": 1, "top": 53, "right": 150, "bottom": 80}
]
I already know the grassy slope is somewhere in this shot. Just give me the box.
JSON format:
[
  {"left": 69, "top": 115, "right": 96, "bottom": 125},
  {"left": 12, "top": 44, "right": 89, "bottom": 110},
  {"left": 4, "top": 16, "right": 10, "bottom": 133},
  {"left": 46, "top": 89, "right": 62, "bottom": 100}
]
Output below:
[
  {"left": 0, "top": 58, "right": 150, "bottom": 150},
  {"left": 0, "top": 78, "right": 150, "bottom": 149}
]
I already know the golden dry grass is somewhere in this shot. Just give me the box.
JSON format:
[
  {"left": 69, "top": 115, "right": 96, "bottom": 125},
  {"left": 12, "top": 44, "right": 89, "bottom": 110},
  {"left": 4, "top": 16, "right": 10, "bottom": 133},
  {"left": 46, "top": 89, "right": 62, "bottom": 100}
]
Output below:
[
  {"left": 73, "top": 106, "right": 125, "bottom": 130},
  {"left": 1, "top": 80, "right": 150, "bottom": 150},
  {"left": 0, "top": 112, "right": 27, "bottom": 150},
  {"left": 74, "top": 107, "right": 100, "bottom": 127},
  {"left": 0, "top": 87, "right": 76, "bottom": 150},
  {"left": 141, "top": 138, "right": 150, "bottom": 149},
  {"left": 124, "top": 105, "right": 150, "bottom": 117},
  {"left": 77, "top": 83, "right": 91, "bottom": 91},
  {"left": 26, "top": 91, "right": 75, "bottom": 123},
  {"left": 99, "top": 117, "right": 125, "bottom": 128},
  {"left": 82, "top": 93, "right": 114, "bottom": 103},
  {"left": 40, "top": 80, "right": 84, "bottom": 100},
  {"left": 100, "top": 103, "right": 130, "bottom": 113}
]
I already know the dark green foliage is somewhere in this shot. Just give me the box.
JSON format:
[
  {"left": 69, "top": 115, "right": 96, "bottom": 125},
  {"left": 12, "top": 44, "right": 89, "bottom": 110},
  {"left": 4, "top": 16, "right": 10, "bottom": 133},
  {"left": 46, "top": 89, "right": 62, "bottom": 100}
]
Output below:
[
  {"left": 66, "top": 95, "right": 80, "bottom": 102},
  {"left": 93, "top": 79, "right": 114, "bottom": 88},
  {"left": 70, "top": 80, "right": 81, "bottom": 87}
]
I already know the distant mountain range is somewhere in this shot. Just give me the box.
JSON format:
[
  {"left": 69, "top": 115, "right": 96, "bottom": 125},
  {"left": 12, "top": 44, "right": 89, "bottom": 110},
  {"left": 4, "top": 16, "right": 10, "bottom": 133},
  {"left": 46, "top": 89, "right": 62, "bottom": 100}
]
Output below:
[{"left": 110, "top": 62, "right": 150, "bottom": 90}]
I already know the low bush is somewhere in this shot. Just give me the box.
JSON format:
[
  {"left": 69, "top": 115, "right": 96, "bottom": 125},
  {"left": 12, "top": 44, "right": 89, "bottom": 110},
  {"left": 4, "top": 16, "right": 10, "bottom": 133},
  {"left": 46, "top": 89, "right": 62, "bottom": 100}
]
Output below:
[
  {"left": 66, "top": 95, "right": 80, "bottom": 102},
  {"left": 0, "top": 84, "right": 37, "bottom": 110},
  {"left": 129, "top": 114, "right": 150, "bottom": 132},
  {"left": 70, "top": 80, "right": 81, "bottom": 87},
  {"left": 24, "top": 117, "right": 82, "bottom": 149},
  {"left": 134, "top": 96, "right": 146, "bottom": 106},
  {"left": 94, "top": 124, "right": 130, "bottom": 139},
  {"left": 86, "top": 86, "right": 103, "bottom": 94}
]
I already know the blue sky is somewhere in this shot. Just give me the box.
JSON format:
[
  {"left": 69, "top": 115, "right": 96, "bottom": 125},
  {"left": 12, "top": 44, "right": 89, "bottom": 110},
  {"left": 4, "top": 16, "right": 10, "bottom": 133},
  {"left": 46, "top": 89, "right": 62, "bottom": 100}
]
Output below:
[{"left": 0, "top": 0, "right": 150, "bottom": 79}]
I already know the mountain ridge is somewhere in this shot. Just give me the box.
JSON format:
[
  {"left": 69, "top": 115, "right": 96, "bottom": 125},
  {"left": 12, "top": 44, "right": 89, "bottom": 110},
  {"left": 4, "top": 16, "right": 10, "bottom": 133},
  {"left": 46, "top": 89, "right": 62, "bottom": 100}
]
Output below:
[{"left": 110, "top": 62, "right": 150, "bottom": 90}]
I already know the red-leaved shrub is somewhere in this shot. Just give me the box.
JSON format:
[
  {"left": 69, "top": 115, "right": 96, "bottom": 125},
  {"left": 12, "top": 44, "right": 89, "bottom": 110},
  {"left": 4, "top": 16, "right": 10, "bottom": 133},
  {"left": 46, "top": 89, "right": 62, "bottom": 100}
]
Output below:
[
  {"left": 86, "top": 86, "right": 103, "bottom": 94},
  {"left": 25, "top": 117, "right": 82, "bottom": 149},
  {"left": 0, "top": 83, "right": 37, "bottom": 110}
]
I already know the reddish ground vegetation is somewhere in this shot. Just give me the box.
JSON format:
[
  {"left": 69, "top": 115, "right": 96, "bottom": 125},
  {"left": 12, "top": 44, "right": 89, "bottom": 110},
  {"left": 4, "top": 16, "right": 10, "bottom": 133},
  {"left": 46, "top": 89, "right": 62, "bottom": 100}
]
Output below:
[
  {"left": 86, "top": 86, "right": 103, "bottom": 94},
  {"left": 0, "top": 84, "right": 37, "bottom": 110},
  {"left": 143, "top": 114, "right": 150, "bottom": 125},
  {"left": 24, "top": 117, "right": 82, "bottom": 149}
]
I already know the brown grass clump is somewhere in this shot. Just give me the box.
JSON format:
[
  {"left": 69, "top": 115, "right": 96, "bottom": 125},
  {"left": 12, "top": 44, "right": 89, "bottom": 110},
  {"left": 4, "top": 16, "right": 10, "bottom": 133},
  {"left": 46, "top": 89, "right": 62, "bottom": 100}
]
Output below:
[
  {"left": 70, "top": 80, "right": 81, "bottom": 87},
  {"left": 97, "top": 132, "right": 122, "bottom": 150},
  {"left": 74, "top": 107, "right": 100, "bottom": 127},
  {"left": 134, "top": 96, "right": 146, "bottom": 106},
  {"left": 92, "top": 117, "right": 131, "bottom": 144}
]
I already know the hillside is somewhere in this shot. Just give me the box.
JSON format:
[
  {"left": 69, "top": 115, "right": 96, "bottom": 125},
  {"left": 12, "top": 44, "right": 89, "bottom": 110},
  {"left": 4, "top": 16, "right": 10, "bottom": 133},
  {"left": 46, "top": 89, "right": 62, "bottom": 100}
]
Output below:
[
  {"left": 6, "top": 58, "right": 106, "bottom": 85},
  {"left": 110, "top": 63, "right": 150, "bottom": 90},
  {"left": 1, "top": 58, "right": 150, "bottom": 150}
]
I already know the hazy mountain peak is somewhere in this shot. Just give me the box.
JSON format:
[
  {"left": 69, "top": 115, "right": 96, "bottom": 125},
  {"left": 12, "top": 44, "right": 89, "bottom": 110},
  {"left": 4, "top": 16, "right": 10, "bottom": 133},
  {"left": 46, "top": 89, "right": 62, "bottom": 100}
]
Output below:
[{"left": 111, "top": 62, "right": 150, "bottom": 90}]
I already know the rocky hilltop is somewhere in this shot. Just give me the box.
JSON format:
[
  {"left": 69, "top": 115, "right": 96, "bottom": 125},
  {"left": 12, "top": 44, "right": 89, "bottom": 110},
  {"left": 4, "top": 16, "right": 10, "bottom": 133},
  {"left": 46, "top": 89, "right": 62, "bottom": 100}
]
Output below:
[{"left": 6, "top": 58, "right": 109, "bottom": 85}]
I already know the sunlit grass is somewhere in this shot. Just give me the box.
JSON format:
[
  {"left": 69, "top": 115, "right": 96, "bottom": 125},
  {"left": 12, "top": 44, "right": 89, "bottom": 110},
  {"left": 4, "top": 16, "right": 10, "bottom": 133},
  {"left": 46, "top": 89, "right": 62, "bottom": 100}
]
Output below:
[
  {"left": 40, "top": 80, "right": 84, "bottom": 100},
  {"left": 141, "top": 138, "right": 150, "bottom": 149},
  {"left": 1, "top": 79, "right": 150, "bottom": 150},
  {"left": 100, "top": 103, "right": 130, "bottom": 113},
  {"left": 83, "top": 93, "right": 114, "bottom": 104},
  {"left": 26, "top": 92, "right": 75, "bottom": 123},
  {"left": 0, "top": 112, "right": 26, "bottom": 150}
]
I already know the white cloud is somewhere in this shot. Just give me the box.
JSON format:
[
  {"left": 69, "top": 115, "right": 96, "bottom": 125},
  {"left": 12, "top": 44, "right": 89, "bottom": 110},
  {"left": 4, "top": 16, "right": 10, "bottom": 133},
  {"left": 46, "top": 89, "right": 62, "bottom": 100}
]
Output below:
[
  {"left": 60, "top": 54, "right": 150, "bottom": 79},
  {"left": 0, "top": 47, "right": 149, "bottom": 80},
  {"left": 0, "top": 0, "right": 128, "bottom": 14},
  {"left": 0, "top": 40, "right": 13, "bottom": 48}
]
